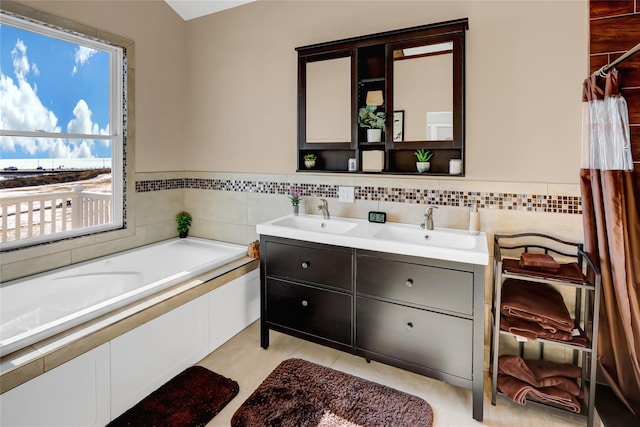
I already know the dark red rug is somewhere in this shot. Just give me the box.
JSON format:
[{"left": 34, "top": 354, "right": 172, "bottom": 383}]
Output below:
[
  {"left": 231, "top": 358, "right": 434, "bottom": 427},
  {"left": 108, "top": 365, "right": 238, "bottom": 427}
]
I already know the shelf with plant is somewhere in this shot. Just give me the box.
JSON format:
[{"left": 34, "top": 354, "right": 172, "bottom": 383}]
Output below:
[{"left": 358, "top": 105, "right": 386, "bottom": 144}]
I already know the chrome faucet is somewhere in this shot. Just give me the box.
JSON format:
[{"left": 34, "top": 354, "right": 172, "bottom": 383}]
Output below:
[
  {"left": 421, "top": 206, "right": 438, "bottom": 230},
  {"left": 318, "top": 199, "right": 330, "bottom": 219}
]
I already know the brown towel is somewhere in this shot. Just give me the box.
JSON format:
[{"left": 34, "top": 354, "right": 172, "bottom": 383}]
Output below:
[
  {"left": 500, "top": 315, "right": 573, "bottom": 341},
  {"left": 503, "top": 259, "right": 585, "bottom": 284},
  {"left": 519, "top": 253, "right": 560, "bottom": 272},
  {"left": 497, "top": 355, "right": 582, "bottom": 397},
  {"left": 501, "top": 279, "right": 574, "bottom": 332},
  {"left": 497, "top": 374, "right": 582, "bottom": 413},
  {"left": 526, "top": 358, "right": 582, "bottom": 379}
]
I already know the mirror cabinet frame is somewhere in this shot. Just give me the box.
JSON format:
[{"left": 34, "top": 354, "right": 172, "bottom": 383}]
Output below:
[{"left": 296, "top": 18, "right": 468, "bottom": 175}]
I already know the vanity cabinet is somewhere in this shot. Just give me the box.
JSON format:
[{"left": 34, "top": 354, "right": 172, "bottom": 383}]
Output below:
[
  {"left": 260, "top": 237, "right": 354, "bottom": 352},
  {"left": 297, "top": 18, "right": 468, "bottom": 175},
  {"left": 260, "top": 235, "right": 485, "bottom": 421}
]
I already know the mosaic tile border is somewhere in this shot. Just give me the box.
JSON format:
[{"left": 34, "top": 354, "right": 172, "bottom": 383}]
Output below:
[{"left": 135, "top": 178, "right": 582, "bottom": 214}]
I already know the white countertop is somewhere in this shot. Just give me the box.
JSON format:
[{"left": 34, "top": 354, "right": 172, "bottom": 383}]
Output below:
[{"left": 256, "top": 214, "right": 489, "bottom": 265}]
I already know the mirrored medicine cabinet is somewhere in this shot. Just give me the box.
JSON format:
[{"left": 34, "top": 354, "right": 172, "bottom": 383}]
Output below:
[{"left": 296, "top": 18, "right": 468, "bottom": 175}]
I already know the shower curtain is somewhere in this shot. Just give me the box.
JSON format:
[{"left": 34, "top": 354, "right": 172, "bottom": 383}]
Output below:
[{"left": 581, "top": 69, "right": 640, "bottom": 415}]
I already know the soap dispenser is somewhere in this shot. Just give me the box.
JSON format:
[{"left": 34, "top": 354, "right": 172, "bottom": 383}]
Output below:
[{"left": 469, "top": 204, "right": 480, "bottom": 235}]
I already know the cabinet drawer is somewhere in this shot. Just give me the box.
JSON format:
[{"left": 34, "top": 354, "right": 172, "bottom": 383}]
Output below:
[
  {"left": 357, "top": 255, "right": 473, "bottom": 315},
  {"left": 356, "top": 297, "right": 472, "bottom": 380},
  {"left": 265, "top": 241, "right": 352, "bottom": 291},
  {"left": 266, "top": 278, "right": 352, "bottom": 345}
]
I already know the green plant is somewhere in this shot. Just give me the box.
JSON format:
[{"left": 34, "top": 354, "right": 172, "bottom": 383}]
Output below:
[
  {"left": 304, "top": 153, "right": 317, "bottom": 161},
  {"left": 358, "top": 105, "right": 386, "bottom": 131},
  {"left": 414, "top": 149, "right": 433, "bottom": 162},
  {"left": 175, "top": 211, "right": 192, "bottom": 234},
  {"left": 288, "top": 186, "right": 302, "bottom": 206}
]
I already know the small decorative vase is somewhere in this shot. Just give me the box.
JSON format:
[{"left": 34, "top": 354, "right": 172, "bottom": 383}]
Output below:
[
  {"left": 416, "top": 162, "right": 430, "bottom": 173},
  {"left": 304, "top": 159, "right": 315, "bottom": 169},
  {"left": 293, "top": 205, "right": 299, "bottom": 216},
  {"left": 367, "top": 129, "right": 382, "bottom": 143}
]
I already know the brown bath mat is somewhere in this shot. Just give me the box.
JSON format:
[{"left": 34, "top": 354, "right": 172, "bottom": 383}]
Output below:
[
  {"left": 231, "top": 358, "right": 433, "bottom": 427},
  {"left": 108, "top": 365, "right": 238, "bottom": 427}
]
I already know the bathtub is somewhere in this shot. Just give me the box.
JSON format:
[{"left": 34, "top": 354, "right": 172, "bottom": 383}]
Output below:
[{"left": 0, "top": 237, "right": 247, "bottom": 357}]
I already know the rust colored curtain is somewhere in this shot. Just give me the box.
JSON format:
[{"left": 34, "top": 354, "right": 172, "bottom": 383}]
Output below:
[{"left": 581, "top": 69, "right": 640, "bottom": 415}]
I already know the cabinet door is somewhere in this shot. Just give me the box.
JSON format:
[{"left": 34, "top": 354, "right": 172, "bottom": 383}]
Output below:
[
  {"left": 265, "top": 241, "right": 352, "bottom": 291},
  {"left": 357, "top": 255, "right": 473, "bottom": 315},
  {"left": 266, "top": 278, "right": 352, "bottom": 345},
  {"left": 356, "top": 297, "right": 472, "bottom": 380}
]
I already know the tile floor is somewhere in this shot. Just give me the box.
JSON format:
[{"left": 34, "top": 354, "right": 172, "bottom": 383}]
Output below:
[{"left": 199, "top": 321, "right": 596, "bottom": 426}]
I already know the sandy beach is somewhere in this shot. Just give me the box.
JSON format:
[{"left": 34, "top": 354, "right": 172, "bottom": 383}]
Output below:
[{"left": 1, "top": 172, "right": 112, "bottom": 197}]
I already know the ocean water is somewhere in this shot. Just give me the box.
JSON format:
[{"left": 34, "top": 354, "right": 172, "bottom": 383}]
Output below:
[{"left": 0, "top": 158, "right": 112, "bottom": 170}]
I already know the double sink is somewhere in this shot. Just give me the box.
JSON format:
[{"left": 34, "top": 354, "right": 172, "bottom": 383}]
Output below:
[{"left": 256, "top": 214, "right": 489, "bottom": 265}]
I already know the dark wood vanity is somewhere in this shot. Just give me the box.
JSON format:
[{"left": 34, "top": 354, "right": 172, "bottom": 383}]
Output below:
[
  {"left": 259, "top": 235, "right": 485, "bottom": 421},
  {"left": 297, "top": 18, "right": 468, "bottom": 175}
]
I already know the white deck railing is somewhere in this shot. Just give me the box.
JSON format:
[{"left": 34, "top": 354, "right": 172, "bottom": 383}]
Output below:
[{"left": 0, "top": 186, "right": 112, "bottom": 243}]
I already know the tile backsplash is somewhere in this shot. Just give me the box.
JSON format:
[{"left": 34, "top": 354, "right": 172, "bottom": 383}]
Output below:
[{"left": 137, "top": 176, "right": 582, "bottom": 214}]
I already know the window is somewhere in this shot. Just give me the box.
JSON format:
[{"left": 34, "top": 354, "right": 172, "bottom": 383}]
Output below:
[{"left": 0, "top": 10, "right": 126, "bottom": 250}]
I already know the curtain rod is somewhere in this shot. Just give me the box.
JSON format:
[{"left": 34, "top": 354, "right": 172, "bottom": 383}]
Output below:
[{"left": 594, "top": 41, "right": 640, "bottom": 76}]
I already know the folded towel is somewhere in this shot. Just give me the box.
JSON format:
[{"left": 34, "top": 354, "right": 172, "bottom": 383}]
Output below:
[
  {"left": 500, "top": 315, "right": 573, "bottom": 341},
  {"left": 501, "top": 279, "right": 574, "bottom": 332},
  {"left": 497, "top": 374, "right": 582, "bottom": 413},
  {"left": 519, "top": 253, "right": 560, "bottom": 272},
  {"left": 526, "top": 358, "right": 582, "bottom": 380},
  {"left": 497, "top": 355, "right": 582, "bottom": 397},
  {"left": 502, "top": 259, "right": 584, "bottom": 284}
]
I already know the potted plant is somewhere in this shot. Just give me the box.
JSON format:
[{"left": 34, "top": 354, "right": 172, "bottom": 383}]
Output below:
[
  {"left": 175, "top": 211, "right": 192, "bottom": 238},
  {"left": 414, "top": 149, "right": 433, "bottom": 173},
  {"left": 358, "top": 105, "right": 386, "bottom": 142},
  {"left": 288, "top": 186, "right": 302, "bottom": 215},
  {"left": 304, "top": 153, "right": 317, "bottom": 169}
]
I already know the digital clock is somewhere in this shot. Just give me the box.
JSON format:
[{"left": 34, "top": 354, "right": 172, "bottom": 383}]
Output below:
[{"left": 368, "top": 211, "right": 387, "bottom": 224}]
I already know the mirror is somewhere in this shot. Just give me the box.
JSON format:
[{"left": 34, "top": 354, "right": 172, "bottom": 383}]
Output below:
[
  {"left": 305, "top": 57, "right": 351, "bottom": 143},
  {"left": 393, "top": 42, "right": 453, "bottom": 142}
]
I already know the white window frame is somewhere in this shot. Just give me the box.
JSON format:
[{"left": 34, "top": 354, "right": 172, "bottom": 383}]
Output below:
[{"left": 0, "top": 12, "right": 126, "bottom": 251}]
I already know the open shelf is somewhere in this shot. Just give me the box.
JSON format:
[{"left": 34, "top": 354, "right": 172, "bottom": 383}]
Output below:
[{"left": 490, "top": 233, "right": 601, "bottom": 427}]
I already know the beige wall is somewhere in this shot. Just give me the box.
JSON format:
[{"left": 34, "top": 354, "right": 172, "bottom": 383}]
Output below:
[
  {"left": 18, "top": 0, "right": 188, "bottom": 173},
  {"left": 185, "top": 0, "right": 588, "bottom": 184}
]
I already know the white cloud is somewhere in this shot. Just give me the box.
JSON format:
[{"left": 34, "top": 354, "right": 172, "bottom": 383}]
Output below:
[
  {"left": 1, "top": 40, "right": 60, "bottom": 154},
  {"left": 11, "top": 40, "right": 30, "bottom": 79},
  {"left": 67, "top": 99, "right": 93, "bottom": 134},
  {"left": 0, "top": 39, "right": 104, "bottom": 159},
  {"left": 71, "top": 46, "right": 97, "bottom": 76}
]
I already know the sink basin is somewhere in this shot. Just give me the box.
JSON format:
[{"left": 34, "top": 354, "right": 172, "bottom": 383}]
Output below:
[
  {"left": 256, "top": 214, "right": 488, "bottom": 265},
  {"left": 373, "top": 224, "right": 478, "bottom": 250},
  {"left": 270, "top": 216, "right": 357, "bottom": 234}
]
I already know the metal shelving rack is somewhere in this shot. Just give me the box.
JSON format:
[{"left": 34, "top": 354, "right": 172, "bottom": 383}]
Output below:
[{"left": 490, "top": 233, "right": 601, "bottom": 427}]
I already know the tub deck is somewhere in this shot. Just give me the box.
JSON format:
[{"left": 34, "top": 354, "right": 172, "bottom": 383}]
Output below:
[{"left": 0, "top": 255, "right": 258, "bottom": 394}]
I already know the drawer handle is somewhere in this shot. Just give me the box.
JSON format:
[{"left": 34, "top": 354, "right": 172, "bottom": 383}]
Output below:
[
  {"left": 405, "top": 279, "right": 413, "bottom": 288},
  {"left": 405, "top": 322, "right": 414, "bottom": 331},
  {"left": 301, "top": 261, "right": 310, "bottom": 269},
  {"left": 301, "top": 300, "right": 309, "bottom": 307}
]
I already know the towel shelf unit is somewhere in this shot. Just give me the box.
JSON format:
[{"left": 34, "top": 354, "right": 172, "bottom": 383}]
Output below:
[{"left": 490, "top": 233, "right": 601, "bottom": 427}]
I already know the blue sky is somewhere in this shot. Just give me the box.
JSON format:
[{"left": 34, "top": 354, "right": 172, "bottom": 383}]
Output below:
[{"left": 0, "top": 23, "right": 111, "bottom": 160}]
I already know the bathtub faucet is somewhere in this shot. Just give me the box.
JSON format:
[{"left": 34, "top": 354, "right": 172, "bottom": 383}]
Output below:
[{"left": 318, "top": 199, "right": 330, "bottom": 220}]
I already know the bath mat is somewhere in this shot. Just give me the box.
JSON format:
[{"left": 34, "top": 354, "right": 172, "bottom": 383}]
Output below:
[
  {"left": 108, "top": 365, "right": 238, "bottom": 427},
  {"left": 231, "top": 358, "right": 433, "bottom": 427}
]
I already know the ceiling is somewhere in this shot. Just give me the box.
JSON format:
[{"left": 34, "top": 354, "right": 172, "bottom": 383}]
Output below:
[{"left": 164, "top": 0, "right": 256, "bottom": 21}]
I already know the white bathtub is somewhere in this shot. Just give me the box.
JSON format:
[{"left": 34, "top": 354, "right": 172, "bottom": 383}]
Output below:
[{"left": 0, "top": 237, "right": 247, "bottom": 357}]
